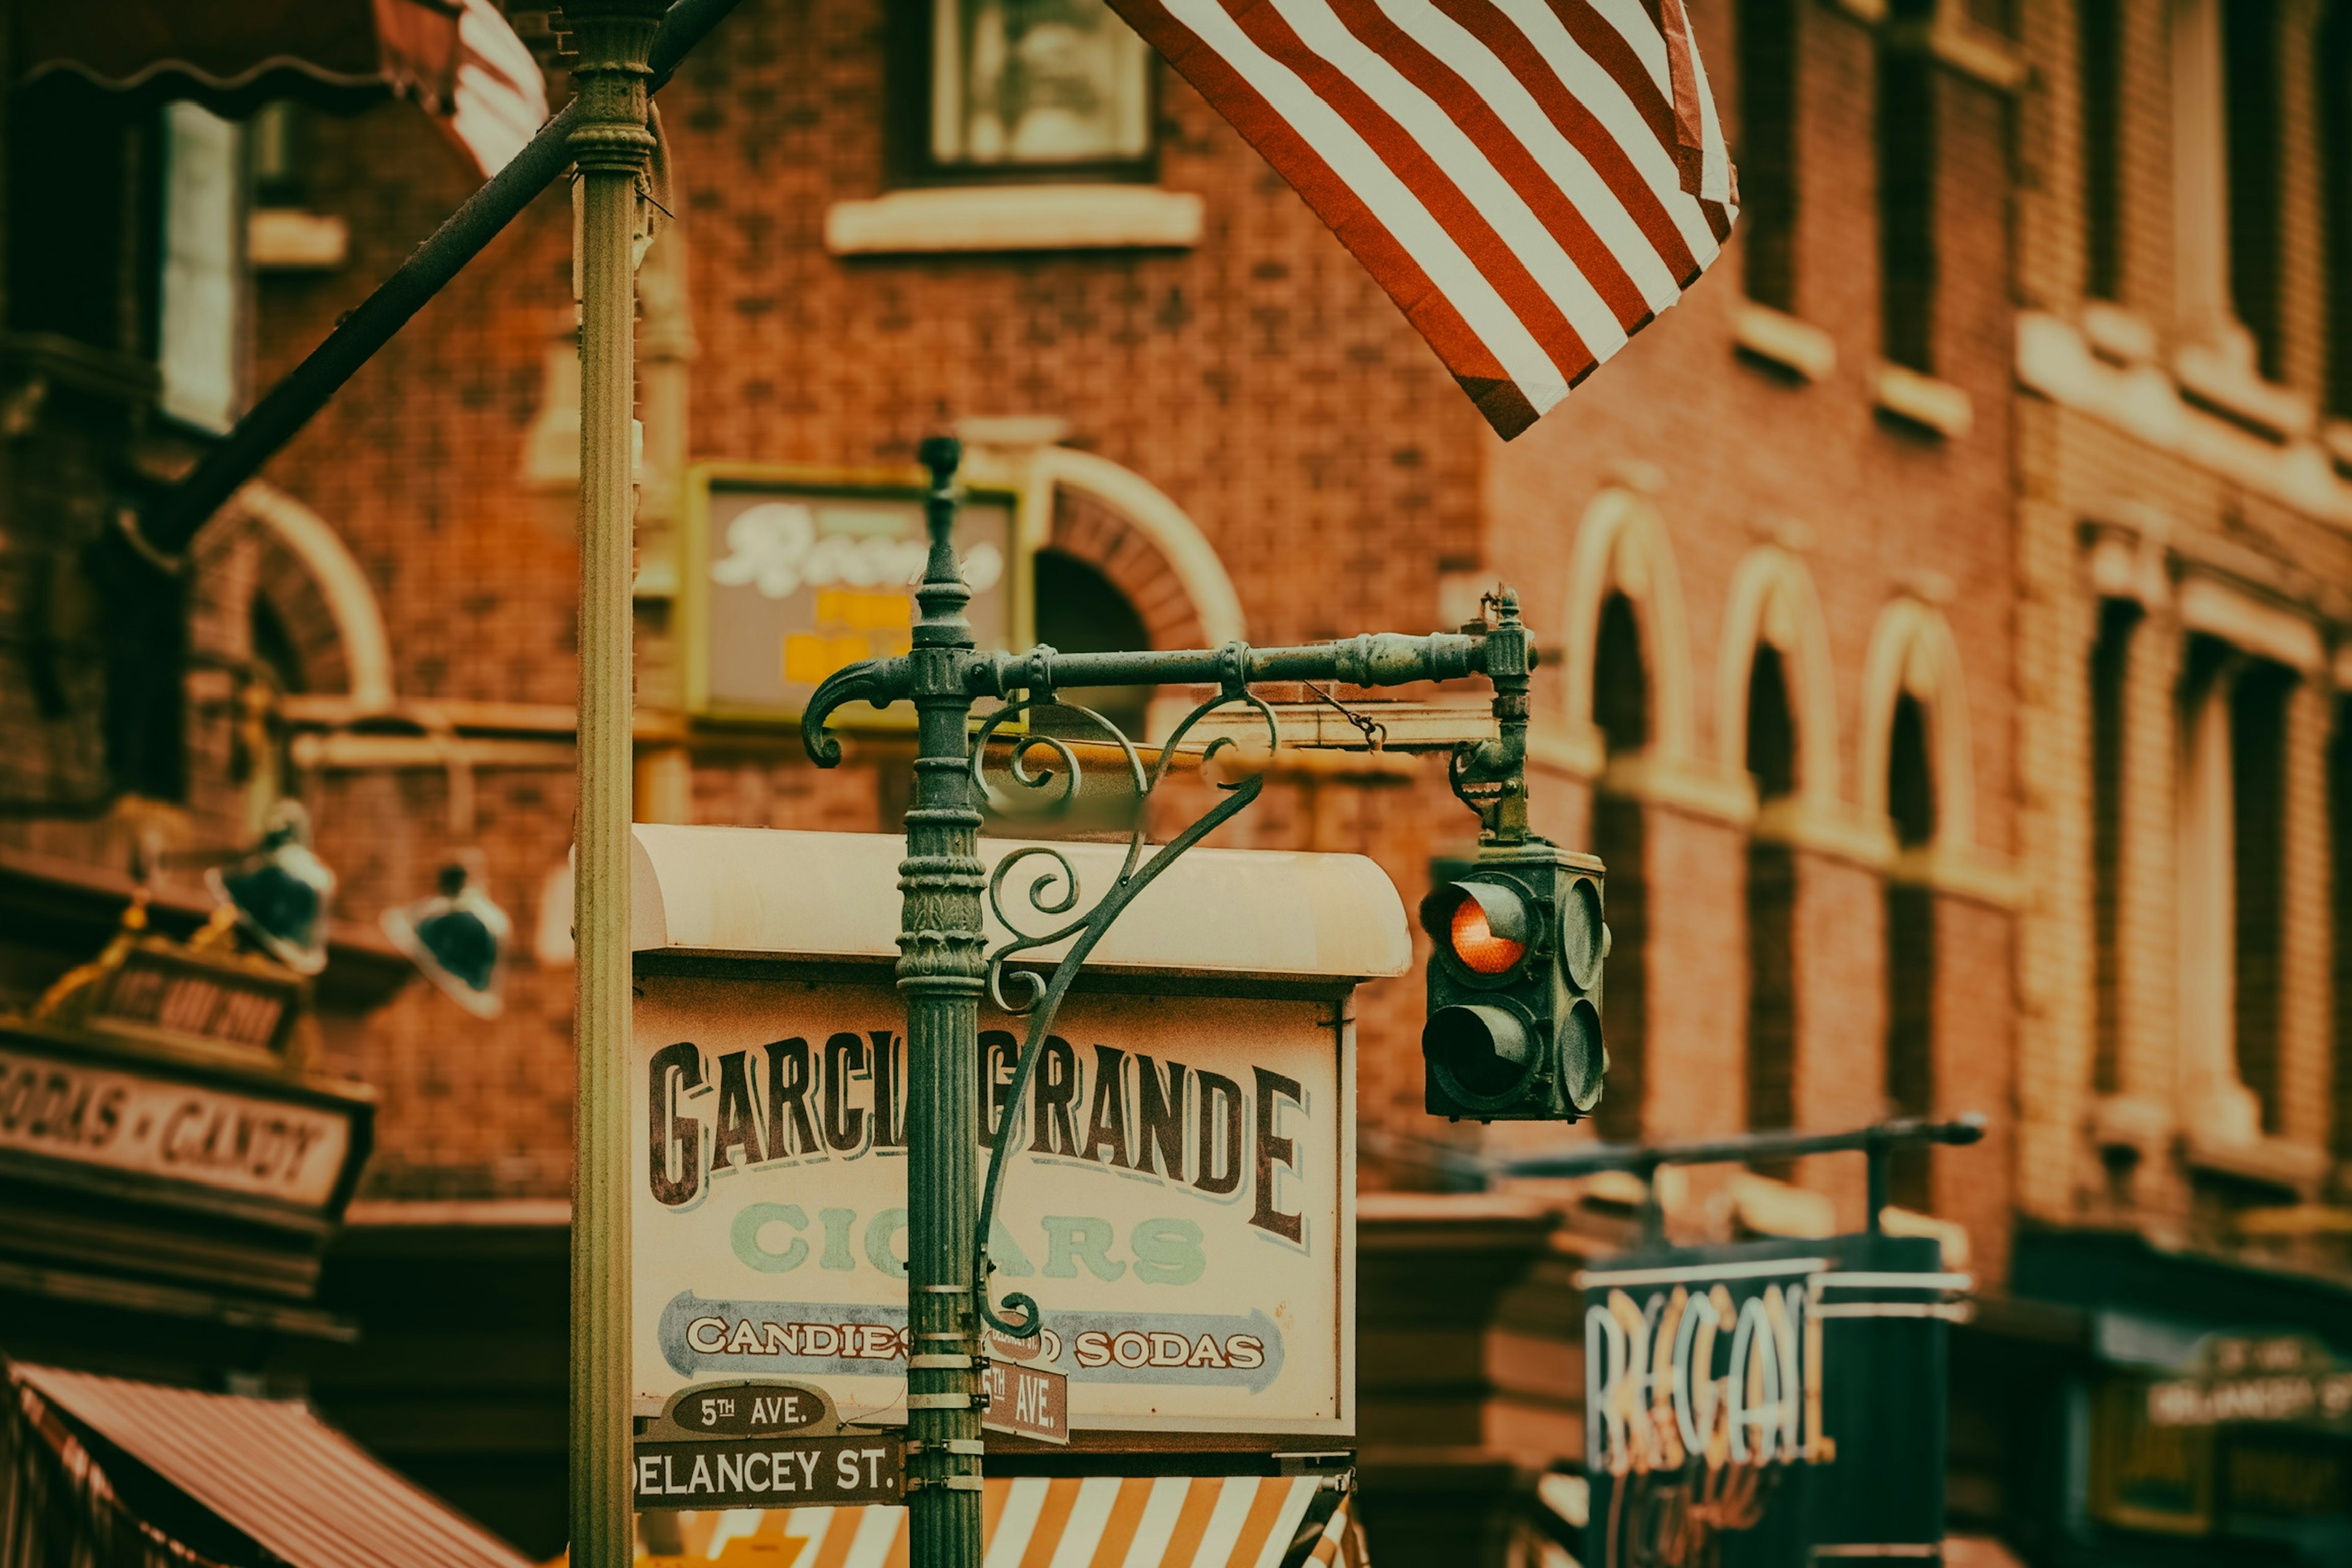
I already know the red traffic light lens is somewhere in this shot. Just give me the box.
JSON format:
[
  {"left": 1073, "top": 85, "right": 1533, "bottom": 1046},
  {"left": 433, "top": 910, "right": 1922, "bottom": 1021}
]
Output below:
[{"left": 1450, "top": 898, "right": 1527, "bottom": 974}]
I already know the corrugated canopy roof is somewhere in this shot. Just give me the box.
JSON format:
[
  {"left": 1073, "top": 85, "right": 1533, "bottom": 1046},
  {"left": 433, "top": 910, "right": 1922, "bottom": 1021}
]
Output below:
[{"left": 13, "top": 1363, "right": 530, "bottom": 1568}]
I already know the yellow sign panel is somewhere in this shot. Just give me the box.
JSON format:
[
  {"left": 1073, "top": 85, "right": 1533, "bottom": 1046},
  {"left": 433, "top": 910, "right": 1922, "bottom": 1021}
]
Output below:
[{"left": 681, "top": 464, "right": 1032, "bottom": 726}]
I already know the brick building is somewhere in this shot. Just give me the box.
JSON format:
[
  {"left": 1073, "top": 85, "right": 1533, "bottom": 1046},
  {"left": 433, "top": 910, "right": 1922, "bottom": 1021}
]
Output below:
[
  {"left": 7, "top": 0, "right": 2342, "bottom": 1562},
  {"left": 1998, "top": 0, "right": 2352, "bottom": 1558}
]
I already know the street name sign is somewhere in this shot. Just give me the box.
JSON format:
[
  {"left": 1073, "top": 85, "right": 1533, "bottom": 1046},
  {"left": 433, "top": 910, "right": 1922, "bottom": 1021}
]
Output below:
[
  {"left": 632, "top": 1379, "right": 901, "bottom": 1510},
  {"left": 981, "top": 1357, "right": 1069, "bottom": 1445},
  {"left": 625, "top": 824, "right": 1409, "bottom": 1442}
]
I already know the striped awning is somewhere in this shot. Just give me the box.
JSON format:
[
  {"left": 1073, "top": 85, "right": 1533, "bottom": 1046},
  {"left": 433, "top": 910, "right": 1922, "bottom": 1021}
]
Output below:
[
  {"left": 630, "top": 1476, "right": 1365, "bottom": 1568},
  {"left": 15, "top": 0, "right": 548, "bottom": 176},
  {"left": 6, "top": 1362, "right": 531, "bottom": 1568}
]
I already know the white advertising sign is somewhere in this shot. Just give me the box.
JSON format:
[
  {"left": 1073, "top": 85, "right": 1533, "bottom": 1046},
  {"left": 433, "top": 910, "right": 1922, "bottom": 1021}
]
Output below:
[
  {"left": 631, "top": 975, "right": 1353, "bottom": 1436},
  {"left": 0, "top": 1042, "right": 354, "bottom": 1208}
]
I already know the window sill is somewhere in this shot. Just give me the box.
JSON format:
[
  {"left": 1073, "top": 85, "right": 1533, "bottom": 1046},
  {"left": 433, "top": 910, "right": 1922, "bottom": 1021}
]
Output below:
[
  {"left": 2182, "top": 1127, "right": 2329, "bottom": 1195},
  {"left": 1873, "top": 362, "right": 1975, "bottom": 438},
  {"left": 249, "top": 209, "right": 349, "bottom": 271},
  {"left": 2175, "top": 336, "right": 2316, "bottom": 443},
  {"left": 0, "top": 330, "right": 158, "bottom": 406},
  {"left": 1883, "top": 15, "right": 2030, "bottom": 92},
  {"left": 1733, "top": 301, "right": 1837, "bottom": 382},
  {"left": 824, "top": 185, "right": 1205, "bottom": 256}
]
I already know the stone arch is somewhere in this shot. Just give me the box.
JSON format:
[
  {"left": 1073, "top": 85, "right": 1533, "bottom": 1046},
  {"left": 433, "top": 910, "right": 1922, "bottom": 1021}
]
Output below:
[
  {"left": 1560, "top": 486, "right": 1697, "bottom": 766},
  {"left": 1022, "top": 447, "right": 1245, "bottom": 650},
  {"left": 230, "top": 480, "right": 396, "bottom": 712},
  {"left": 1718, "top": 546, "right": 1839, "bottom": 804},
  {"left": 1859, "top": 597, "right": 1977, "bottom": 850}
]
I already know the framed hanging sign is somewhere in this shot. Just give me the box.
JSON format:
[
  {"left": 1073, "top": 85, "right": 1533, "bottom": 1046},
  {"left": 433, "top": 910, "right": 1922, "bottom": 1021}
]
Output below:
[{"left": 679, "top": 462, "right": 1036, "bottom": 726}]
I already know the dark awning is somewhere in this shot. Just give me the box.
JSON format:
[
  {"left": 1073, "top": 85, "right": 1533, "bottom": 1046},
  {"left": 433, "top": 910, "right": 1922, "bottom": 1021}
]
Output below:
[
  {"left": 14, "top": 0, "right": 548, "bottom": 175},
  {"left": 7, "top": 1362, "right": 530, "bottom": 1568}
]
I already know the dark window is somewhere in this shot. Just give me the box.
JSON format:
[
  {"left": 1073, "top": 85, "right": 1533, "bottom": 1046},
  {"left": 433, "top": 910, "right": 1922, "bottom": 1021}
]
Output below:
[
  {"left": 86, "top": 525, "right": 187, "bottom": 802},
  {"left": 2332, "top": 699, "right": 2352, "bottom": 1163},
  {"left": 1592, "top": 592, "right": 1650, "bottom": 1142},
  {"left": 5, "top": 85, "right": 135, "bottom": 350},
  {"left": 1747, "top": 647, "right": 1798, "bottom": 1144},
  {"left": 2223, "top": 0, "right": 2283, "bottom": 378},
  {"left": 2230, "top": 662, "right": 2293, "bottom": 1133},
  {"left": 1593, "top": 594, "right": 1650, "bottom": 753},
  {"left": 1885, "top": 693, "right": 1937, "bottom": 1210},
  {"left": 2320, "top": 5, "right": 2352, "bottom": 414},
  {"left": 892, "top": 0, "right": 1155, "bottom": 186},
  {"left": 2080, "top": 0, "right": 2125, "bottom": 300},
  {"left": 1746, "top": 645, "right": 1798, "bottom": 800},
  {"left": 250, "top": 594, "right": 307, "bottom": 695},
  {"left": 1736, "top": 0, "right": 1801, "bottom": 312},
  {"left": 1031, "top": 548, "right": 1150, "bottom": 736},
  {"left": 2090, "top": 601, "right": 2138, "bottom": 1094},
  {"left": 1878, "top": 49, "right": 1940, "bottom": 372}
]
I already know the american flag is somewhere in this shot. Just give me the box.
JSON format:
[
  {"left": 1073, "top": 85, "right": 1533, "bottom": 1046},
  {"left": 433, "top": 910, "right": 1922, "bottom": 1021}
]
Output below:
[{"left": 1107, "top": 0, "right": 1738, "bottom": 438}]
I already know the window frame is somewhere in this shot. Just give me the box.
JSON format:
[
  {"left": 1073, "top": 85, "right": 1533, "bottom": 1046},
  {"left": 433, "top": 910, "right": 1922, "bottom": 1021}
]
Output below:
[{"left": 888, "top": 0, "right": 1160, "bottom": 189}]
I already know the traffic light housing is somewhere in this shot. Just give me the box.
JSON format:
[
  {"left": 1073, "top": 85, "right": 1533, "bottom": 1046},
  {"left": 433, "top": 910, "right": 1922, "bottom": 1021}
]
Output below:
[{"left": 1420, "top": 844, "right": 1607, "bottom": 1120}]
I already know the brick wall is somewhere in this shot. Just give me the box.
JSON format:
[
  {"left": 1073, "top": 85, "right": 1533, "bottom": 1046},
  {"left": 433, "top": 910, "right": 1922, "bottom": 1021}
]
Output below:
[{"left": 2, "top": 0, "right": 2027, "bottom": 1275}]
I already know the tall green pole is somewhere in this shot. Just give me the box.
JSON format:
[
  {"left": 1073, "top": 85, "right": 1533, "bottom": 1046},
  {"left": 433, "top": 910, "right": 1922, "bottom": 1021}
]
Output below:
[
  {"left": 566, "top": 5, "right": 665, "bottom": 1567},
  {"left": 898, "top": 437, "right": 987, "bottom": 1566}
]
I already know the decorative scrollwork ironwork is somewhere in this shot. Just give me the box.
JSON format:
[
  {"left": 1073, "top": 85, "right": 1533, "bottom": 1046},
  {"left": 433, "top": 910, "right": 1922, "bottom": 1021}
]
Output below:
[{"left": 965, "top": 683, "right": 1281, "bottom": 1338}]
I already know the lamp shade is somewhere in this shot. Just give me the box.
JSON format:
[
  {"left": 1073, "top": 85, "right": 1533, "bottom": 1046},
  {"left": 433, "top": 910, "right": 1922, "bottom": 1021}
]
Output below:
[
  {"left": 205, "top": 801, "right": 336, "bottom": 975},
  {"left": 383, "top": 862, "right": 510, "bottom": 1018}
]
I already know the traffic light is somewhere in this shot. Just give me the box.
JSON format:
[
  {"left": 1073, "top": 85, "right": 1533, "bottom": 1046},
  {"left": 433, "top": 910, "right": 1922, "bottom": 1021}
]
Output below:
[{"left": 1420, "top": 844, "right": 1607, "bottom": 1121}]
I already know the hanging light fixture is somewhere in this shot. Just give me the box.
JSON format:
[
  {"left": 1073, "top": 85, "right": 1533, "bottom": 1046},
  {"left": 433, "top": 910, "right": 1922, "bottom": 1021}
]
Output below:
[
  {"left": 205, "top": 800, "right": 336, "bottom": 975},
  {"left": 382, "top": 858, "right": 511, "bottom": 1018}
]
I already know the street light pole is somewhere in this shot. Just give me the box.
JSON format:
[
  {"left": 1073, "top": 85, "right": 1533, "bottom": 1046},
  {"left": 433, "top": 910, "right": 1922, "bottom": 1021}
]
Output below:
[
  {"left": 565, "top": 5, "right": 666, "bottom": 1568},
  {"left": 895, "top": 437, "right": 991, "bottom": 1562},
  {"left": 804, "top": 441, "right": 1543, "bottom": 1568}
]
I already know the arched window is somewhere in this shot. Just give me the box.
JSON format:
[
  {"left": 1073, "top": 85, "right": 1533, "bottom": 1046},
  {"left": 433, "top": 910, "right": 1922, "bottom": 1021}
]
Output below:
[
  {"left": 1593, "top": 592, "right": 1650, "bottom": 1142},
  {"left": 1885, "top": 692, "right": 1938, "bottom": 1210},
  {"left": 1031, "top": 549, "right": 1152, "bottom": 738},
  {"left": 1747, "top": 648, "right": 1800, "bottom": 1144},
  {"left": 1000, "top": 549, "right": 1153, "bottom": 839}
]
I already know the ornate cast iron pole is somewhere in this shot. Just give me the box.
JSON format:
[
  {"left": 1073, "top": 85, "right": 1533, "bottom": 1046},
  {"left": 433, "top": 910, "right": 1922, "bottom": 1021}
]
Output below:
[
  {"left": 565, "top": 5, "right": 665, "bottom": 1568},
  {"left": 804, "top": 440, "right": 1539, "bottom": 1568}
]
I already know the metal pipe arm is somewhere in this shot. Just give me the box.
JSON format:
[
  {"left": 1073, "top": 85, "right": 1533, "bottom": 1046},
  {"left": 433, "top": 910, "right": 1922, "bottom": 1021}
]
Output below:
[
  {"left": 970, "top": 631, "right": 1489, "bottom": 697},
  {"left": 140, "top": 0, "right": 745, "bottom": 557},
  {"left": 801, "top": 628, "right": 1504, "bottom": 768},
  {"left": 1502, "top": 1114, "right": 1988, "bottom": 1179}
]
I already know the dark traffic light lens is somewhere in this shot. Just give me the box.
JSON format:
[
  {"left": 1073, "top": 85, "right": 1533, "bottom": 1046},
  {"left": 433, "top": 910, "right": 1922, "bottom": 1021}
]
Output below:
[
  {"left": 1561, "top": 876, "right": 1605, "bottom": 990},
  {"left": 1424, "top": 1002, "right": 1535, "bottom": 1100},
  {"left": 1449, "top": 899, "right": 1527, "bottom": 974},
  {"left": 1559, "top": 998, "right": 1605, "bottom": 1113}
]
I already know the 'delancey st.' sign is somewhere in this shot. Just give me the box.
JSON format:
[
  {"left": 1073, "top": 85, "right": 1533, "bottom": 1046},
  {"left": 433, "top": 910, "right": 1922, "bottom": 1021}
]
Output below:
[{"left": 625, "top": 825, "right": 1408, "bottom": 1440}]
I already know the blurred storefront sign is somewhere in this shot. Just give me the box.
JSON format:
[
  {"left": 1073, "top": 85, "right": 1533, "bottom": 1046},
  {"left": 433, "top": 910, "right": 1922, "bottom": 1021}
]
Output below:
[
  {"left": 1581, "top": 1234, "right": 1966, "bottom": 1567},
  {"left": 2091, "top": 1335, "right": 2352, "bottom": 1543},
  {"left": 0, "top": 910, "right": 373, "bottom": 1305},
  {"left": 680, "top": 464, "right": 1035, "bottom": 726}
]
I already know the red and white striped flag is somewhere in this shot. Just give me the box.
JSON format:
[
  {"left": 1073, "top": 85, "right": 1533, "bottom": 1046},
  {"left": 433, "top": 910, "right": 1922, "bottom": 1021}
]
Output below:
[{"left": 1108, "top": 0, "right": 1738, "bottom": 438}]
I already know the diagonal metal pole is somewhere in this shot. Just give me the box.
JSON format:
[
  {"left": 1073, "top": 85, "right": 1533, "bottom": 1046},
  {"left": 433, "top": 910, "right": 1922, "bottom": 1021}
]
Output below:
[
  {"left": 563, "top": 4, "right": 666, "bottom": 1568},
  {"left": 138, "top": 0, "right": 745, "bottom": 558}
]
